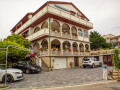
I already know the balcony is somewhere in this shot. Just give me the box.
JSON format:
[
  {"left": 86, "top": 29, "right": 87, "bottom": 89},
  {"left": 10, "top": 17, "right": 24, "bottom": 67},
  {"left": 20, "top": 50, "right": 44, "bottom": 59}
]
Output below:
[
  {"left": 62, "top": 33, "right": 71, "bottom": 38},
  {"left": 51, "top": 50, "right": 61, "bottom": 55},
  {"left": 26, "top": 28, "right": 49, "bottom": 41},
  {"left": 41, "top": 50, "right": 48, "bottom": 55},
  {"left": 73, "top": 50, "right": 78, "bottom": 55},
  {"left": 63, "top": 50, "right": 71, "bottom": 55},
  {"left": 80, "top": 52, "right": 84, "bottom": 55},
  {"left": 51, "top": 31, "right": 61, "bottom": 36},
  {"left": 48, "top": 5, "right": 93, "bottom": 28}
]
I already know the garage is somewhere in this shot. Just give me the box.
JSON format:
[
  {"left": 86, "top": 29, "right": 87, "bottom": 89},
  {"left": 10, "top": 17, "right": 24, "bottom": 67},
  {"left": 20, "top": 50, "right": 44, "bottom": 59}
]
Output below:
[{"left": 54, "top": 57, "right": 67, "bottom": 69}]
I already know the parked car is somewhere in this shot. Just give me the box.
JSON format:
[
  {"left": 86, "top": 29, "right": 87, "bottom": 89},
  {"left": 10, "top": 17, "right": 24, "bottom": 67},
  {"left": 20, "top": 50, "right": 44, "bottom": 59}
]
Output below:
[
  {"left": 12, "top": 61, "right": 42, "bottom": 74},
  {"left": 0, "top": 68, "right": 23, "bottom": 83},
  {"left": 82, "top": 58, "right": 102, "bottom": 68}
]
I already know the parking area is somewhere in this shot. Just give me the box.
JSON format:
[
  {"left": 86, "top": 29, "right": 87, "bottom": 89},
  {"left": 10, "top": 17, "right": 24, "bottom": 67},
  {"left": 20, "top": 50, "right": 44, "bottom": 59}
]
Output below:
[{"left": 8, "top": 67, "right": 113, "bottom": 88}]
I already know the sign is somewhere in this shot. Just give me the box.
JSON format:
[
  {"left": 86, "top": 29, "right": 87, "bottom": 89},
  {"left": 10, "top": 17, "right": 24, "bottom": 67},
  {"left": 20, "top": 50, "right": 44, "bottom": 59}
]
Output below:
[{"left": 103, "top": 65, "right": 108, "bottom": 80}]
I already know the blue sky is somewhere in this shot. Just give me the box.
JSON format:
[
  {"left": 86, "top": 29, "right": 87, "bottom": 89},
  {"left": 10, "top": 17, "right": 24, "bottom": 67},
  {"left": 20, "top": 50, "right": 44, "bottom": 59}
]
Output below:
[{"left": 0, "top": 0, "right": 120, "bottom": 39}]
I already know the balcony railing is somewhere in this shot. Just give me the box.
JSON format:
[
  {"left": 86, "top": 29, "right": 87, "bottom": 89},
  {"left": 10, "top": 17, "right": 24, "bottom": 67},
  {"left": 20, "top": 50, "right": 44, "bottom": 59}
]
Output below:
[
  {"left": 73, "top": 51, "right": 78, "bottom": 55},
  {"left": 51, "top": 31, "right": 60, "bottom": 36},
  {"left": 63, "top": 50, "right": 71, "bottom": 55},
  {"left": 62, "top": 33, "right": 71, "bottom": 38},
  {"left": 85, "top": 52, "right": 90, "bottom": 56},
  {"left": 26, "top": 28, "right": 49, "bottom": 41},
  {"left": 51, "top": 50, "right": 61, "bottom": 55},
  {"left": 80, "top": 52, "right": 84, "bottom": 55},
  {"left": 41, "top": 50, "right": 48, "bottom": 55},
  {"left": 72, "top": 36, "right": 77, "bottom": 39}
]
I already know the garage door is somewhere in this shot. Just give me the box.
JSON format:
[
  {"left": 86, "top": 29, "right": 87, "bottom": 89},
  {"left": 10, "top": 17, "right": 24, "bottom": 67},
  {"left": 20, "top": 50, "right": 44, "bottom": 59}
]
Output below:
[{"left": 54, "top": 57, "right": 67, "bottom": 69}]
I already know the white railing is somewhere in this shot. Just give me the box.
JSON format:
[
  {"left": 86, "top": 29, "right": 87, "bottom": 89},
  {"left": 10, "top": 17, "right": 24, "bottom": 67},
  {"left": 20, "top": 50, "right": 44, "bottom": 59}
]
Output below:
[
  {"left": 73, "top": 51, "right": 78, "bottom": 55},
  {"left": 26, "top": 28, "right": 49, "bottom": 41},
  {"left": 51, "top": 50, "right": 61, "bottom": 55},
  {"left": 62, "top": 33, "right": 71, "bottom": 38},
  {"left": 41, "top": 50, "right": 48, "bottom": 55},
  {"left": 80, "top": 52, "right": 84, "bottom": 55},
  {"left": 51, "top": 31, "right": 61, "bottom": 36},
  {"left": 63, "top": 50, "right": 71, "bottom": 55},
  {"left": 47, "top": 5, "right": 93, "bottom": 28},
  {"left": 72, "top": 36, "right": 77, "bottom": 39}
]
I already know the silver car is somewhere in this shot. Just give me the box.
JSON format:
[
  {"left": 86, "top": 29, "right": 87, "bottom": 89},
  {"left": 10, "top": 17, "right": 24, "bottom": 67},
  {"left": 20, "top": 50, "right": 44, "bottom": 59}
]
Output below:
[
  {"left": 82, "top": 58, "right": 102, "bottom": 68},
  {"left": 0, "top": 68, "right": 23, "bottom": 83}
]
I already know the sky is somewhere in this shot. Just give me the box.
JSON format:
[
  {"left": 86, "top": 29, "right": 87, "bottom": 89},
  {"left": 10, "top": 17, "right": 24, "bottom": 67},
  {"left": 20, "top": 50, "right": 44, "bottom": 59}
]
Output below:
[{"left": 0, "top": 0, "right": 120, "bottom": 39}]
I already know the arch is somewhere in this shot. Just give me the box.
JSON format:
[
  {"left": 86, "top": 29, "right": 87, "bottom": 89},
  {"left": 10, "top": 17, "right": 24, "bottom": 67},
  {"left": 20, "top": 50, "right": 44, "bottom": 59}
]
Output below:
[
  {"left": 73, "top": 42, "right": 78, "bottom": 51},
  {"left": 41, "top": 39, "right": 48, "bottom": 50},
  {"left": 85, "top": 44, "right": 89, "bottom": 52},
  {"left": 34, "top": 27, "right": 40, "bottom": 33},
  {"left": 79, "top": 43, "right": 84, "bottom": 52},
  {"left": 62, "top": 23, "right": 70, "bottom": 34},
  {"left": 51, "top": 20, "right": 60, "bottom": 32},
  {"left": 63, "top": 41, "right": 71, "bottom": 51},
  {"left": 71, "top": 26, "right": 77, "bottom": 33},
  {"left": 33, "top": 42, "right": 39, "bottom": 52},
  {"left": 51, "top": 39, "right": 61, "bottom": 51},
  {"left": 41, "top": 21, "right": 48, "bottom": 29}
]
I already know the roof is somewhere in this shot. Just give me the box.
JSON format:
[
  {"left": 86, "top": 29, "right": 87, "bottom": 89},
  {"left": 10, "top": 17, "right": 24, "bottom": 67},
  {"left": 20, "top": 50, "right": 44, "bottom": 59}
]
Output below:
[{"left": 11, "top": 1, "right": 90, "bottom": 32}]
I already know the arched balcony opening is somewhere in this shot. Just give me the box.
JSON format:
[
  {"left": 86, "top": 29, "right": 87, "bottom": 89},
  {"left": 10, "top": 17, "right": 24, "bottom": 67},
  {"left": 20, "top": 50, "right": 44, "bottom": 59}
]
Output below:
[
  {"left": 51, "top": 20, "right": 60, "bottom": 36},
  {"left": 34, "top": 27, "right": 40, "bottom": 33},
  {"left": 33, "top": 42, "right": 40, "bottom": 56},
  {"left": 85, "top": 44, "right": 90, "bottom": 56},
  {"left": 79, "top": 43, "right": 84, "bottom": 55},
  {"left": 72, "top": 26, "right": 77, "bottom": 39},
  {"left": 41, "top": 21, "right": 48, "bottom": 29},
  {"left": 62, "top": 23, "right": 70, "bottom": 38},
  {"left": 85, "top": 44, "right": 89, "bottom": 52},
  {"left": 73, "top": 42, "right": 78, "bottom": 55},
  {"left": 63, "top": 41, "right": 71, "bottom": 55},
  {"left": 51, "top": 39, "right": 61, "bottom": 55},
  {"left": 41, "top": 39, "right": 48, "bottom": 55}
]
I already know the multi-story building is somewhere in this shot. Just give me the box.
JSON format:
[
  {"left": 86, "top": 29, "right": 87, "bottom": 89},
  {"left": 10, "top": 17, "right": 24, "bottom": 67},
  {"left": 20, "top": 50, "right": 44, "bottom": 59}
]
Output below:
[
  {"left": 11, "top": 1, "right": 93, "bottom": 69},
  {"left": 102, "top": 34, "right": 120, "bottom": 48}
]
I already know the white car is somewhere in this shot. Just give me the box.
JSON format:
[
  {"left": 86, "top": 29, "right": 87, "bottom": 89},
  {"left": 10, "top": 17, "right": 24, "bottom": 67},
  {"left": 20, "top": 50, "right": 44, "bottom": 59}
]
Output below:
[
  {"left": 82, "top": 58, "right": 102, "bottom": 68},
  {"left": 0, "top": 68, "right": 23, "bottom": 83}
]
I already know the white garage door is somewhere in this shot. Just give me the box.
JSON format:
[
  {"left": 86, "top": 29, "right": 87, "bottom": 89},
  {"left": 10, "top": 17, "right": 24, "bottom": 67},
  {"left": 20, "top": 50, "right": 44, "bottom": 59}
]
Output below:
[{"left": 54, "top": 57, "right": 67, "bottom": 69}]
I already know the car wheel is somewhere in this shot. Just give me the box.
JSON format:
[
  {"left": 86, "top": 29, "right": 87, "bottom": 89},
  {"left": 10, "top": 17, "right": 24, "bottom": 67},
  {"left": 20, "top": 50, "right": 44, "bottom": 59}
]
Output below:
[
  {"left": 2, "top": 74, "right": 13, "bottom": 83},
  {"left": 83, "top": 66, "right": 86, "bottom": 68},
  {"left": 92, "top": 64, "right": 95, "bottom": 68},
  {"left": 26, "top": 69, "right": 30, "bottom": 74},
  {"left": 99, "top": 63, "right": 102, "bottom": 67}
]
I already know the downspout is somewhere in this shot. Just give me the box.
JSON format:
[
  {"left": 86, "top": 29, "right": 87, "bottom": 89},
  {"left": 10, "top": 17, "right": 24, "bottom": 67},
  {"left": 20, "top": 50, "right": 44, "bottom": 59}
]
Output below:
[{"left": 49, "top": 18, "right": 51, "bottom": 70}]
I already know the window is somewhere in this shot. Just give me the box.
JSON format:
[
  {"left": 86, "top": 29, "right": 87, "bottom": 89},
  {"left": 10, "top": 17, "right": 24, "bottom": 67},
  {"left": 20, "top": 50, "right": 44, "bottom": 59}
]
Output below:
[
  {"left": 78, "top": 29, "right": 82, "bottom": 36},
  {"left": 84, "top": 30, "right": 88, "bottom": 38}
]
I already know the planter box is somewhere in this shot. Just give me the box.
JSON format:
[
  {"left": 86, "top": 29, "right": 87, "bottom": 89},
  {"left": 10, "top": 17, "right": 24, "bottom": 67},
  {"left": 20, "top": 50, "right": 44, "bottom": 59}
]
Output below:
[{"left": 112, "top": 69, "right": 120, "bottom": 80}]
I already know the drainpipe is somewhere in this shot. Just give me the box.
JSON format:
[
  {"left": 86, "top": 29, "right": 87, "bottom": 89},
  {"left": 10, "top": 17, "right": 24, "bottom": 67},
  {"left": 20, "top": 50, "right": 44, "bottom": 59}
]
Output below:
[{"left": 49, "top": 18, "right": 51, "bottom": 70}]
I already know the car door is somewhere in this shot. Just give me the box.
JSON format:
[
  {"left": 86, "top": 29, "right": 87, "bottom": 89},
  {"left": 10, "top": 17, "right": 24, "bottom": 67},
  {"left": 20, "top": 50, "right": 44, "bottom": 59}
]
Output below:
[{"left": 17, "top": 61, "right": 25, "bottom": 70}]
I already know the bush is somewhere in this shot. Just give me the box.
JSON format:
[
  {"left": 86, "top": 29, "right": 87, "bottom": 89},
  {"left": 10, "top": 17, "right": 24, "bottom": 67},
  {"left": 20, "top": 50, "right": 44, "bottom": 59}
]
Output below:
[{"left": 0, "top": 40, "right": 30, "bottom": 63}]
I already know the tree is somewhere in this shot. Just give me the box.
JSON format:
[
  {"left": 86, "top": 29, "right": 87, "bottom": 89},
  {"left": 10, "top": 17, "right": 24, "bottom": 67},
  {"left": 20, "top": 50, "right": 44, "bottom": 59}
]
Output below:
[
  {"left": 114, "top": 48, "right": 120, "bottom": 69},
  {"left": 90, "top": 31, "right": 110, "bottom": 50},
  {"left": 0, "top": 40, "right": 30, "bottom": 63},
  {"left": 4, "top": 34, "right": 31, "bottom": 48}
]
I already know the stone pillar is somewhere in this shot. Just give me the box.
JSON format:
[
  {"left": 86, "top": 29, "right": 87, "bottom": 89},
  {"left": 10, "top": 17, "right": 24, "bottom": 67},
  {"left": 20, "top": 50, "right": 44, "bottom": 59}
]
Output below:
[
  {"left": 76, "top": 28, "right": 79, "bottom": 40},
  {"left": 78, "top": 44, "right": 80, "bottom": 55},
  {"left": 71, "top": 44, "right": 73, "bottom": 55},
  {"left": 60, "top": 43, "right": 63, "bottom": 55},
  {"left": 70, "top": 26, "right": 72, "bottom": 39}
]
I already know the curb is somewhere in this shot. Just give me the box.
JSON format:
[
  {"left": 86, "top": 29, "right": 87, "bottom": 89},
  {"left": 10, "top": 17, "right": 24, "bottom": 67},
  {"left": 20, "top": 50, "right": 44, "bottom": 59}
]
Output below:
[{"left": 33, "top": 80, "right": 117, "bottom": 90}]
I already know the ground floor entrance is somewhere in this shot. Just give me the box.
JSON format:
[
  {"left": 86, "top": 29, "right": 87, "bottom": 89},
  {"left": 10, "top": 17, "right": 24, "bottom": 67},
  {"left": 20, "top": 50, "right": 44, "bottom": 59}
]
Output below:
[{"left": 74, "top": 57, "right": 79, "bottom": 67}]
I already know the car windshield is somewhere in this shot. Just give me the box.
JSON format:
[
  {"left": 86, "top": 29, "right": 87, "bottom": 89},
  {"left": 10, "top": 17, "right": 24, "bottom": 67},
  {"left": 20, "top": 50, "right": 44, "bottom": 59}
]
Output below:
[{"left": 83, "top": 59, "right": 90, "bottom": 61}]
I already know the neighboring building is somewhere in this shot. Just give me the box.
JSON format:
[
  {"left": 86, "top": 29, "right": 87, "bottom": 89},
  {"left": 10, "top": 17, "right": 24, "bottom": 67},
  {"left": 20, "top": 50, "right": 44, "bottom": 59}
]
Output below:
[
  {"left": 11, "top": 1, "right": 93, "bottom": 69},
  {"left": 102, "top": 34, "right": 120, "bottom": 48},
  {"left": 102, "top": 34, "right": 115, "bottom": 43}
]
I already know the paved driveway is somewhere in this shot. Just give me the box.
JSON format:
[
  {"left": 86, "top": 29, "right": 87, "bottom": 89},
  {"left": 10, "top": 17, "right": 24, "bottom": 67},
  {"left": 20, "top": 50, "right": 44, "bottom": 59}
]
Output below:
[{"left": 9, "top": 67, "right": 113, "bottom": 88}]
